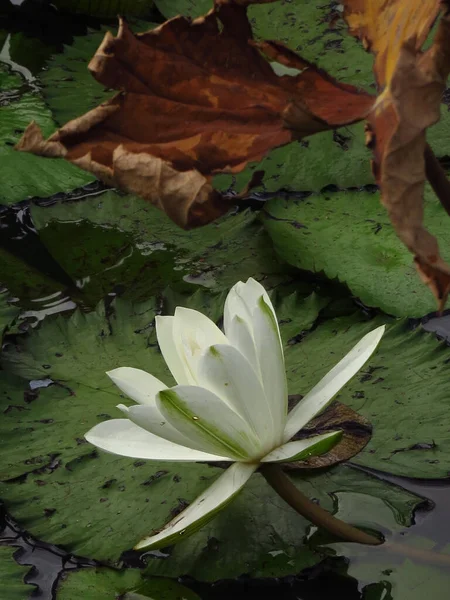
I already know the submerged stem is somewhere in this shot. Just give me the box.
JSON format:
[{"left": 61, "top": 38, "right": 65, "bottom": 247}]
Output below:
[
  {"left": 261, "top": 464, "right": 450, "bottom": 567},
  {"left": 260, "top": 463, "right": 382, "bottom": 545}
]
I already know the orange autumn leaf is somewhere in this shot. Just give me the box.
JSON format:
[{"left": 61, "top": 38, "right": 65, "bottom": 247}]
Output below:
[
  {"left": 344, "top": 0, "right": 441, "bottom": 87},
  {"left": 343, "top": 0, "right": 450, "bottom": 310},
  {"left": 17, "top": 0, "right": 373, "bottom": 229}
]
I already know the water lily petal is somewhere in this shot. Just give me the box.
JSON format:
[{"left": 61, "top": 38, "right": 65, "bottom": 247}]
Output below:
[
  {"left": 85, "top": 419, "right": 231, "bottom": 461},
  {"left": 173, "top": 307, "right": 228, "bottom": 383},
  {"left": 261, "top": 430, "right": 343, "bottom": 463},
  {"left": 283, "top": 325, "right": 386, "bottom": 441},
  {"left": 197, "top": 343, "right": 275, "bottom": 451},
  {"left": 158, "top": 385, "right": 262, "bottom": 460},
  {"left": 107, "top": 367, "right": 167, "bottom": 405},
  {"left": 223, "top": 314, "right": 259, "bottom": 373},
  {"left": 239, "top": 278, "right": 279, "bottom": 331},
  {"left": 155, "top": 316, "right": 192, "bottom": 385},
  {"left": 125, "top": 403, "right": 234, "bottom": 458},
  {"left": 253, "top": 295, "right": 288, "bottom": 445},
  {"left": 134, "top": 461, "right": 258, "bottom": 550},
  {"left": 224, "top": 285, "right": 252, "bottom": 333}
]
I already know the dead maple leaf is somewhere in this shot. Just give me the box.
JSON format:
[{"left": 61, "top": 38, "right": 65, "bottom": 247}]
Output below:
[
  {"left": 343, "top": 0, "right": 450, "bottom": 311},
  {"left": 16, "top": 0, "right": 373, "bottom": 229}
]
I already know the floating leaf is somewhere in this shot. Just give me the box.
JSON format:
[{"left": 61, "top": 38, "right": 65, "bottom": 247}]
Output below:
[
  {"left": 0, "top": 294, "right": 421, "bottom": 576},
  {"left": 51, "top": 0, "right": 154, "bottom": 18},
  {"left": 328, "top": 535, "right": 450, "bottom": 600},
  {"left": 30, "top": 192, "right": 293, "bottom": 306},
  {"left": 0, "top": 546, "right": 34, "bottom": 600},
  {"left": 17, "top": 1, "right": 373, "bottom": 228},
  {"left": 0, "top": 65, "right": 93, "bottom": 206},
  {"left": 0, "top": 290, "right": 19, "bottom": 338},
  {"left": 285, "top": 311, "right": 450, "bottom": 478},
  {"left": 263, "top": 186, "right": 450, "bottom": 317},
  {"left": 57, "top": 568, "right": 200, "bottom": 600}
]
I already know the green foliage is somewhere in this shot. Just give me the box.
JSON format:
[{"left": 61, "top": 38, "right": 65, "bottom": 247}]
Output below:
[
  {"left": 0, "top": 547, "right": 33, "bottom": 600},
  {"left": 262, "top": 187, "right": 450, "bottom": 317},
  {"left": 51, "top": 0, "right": 154, "bottom": 18},
  {"left": 0, "top": 290, "right": 19, "bottom": 338},
  {"left": 57, "top": 569, "right": 200, "bottom": 600},
  {"left": 0, "top": 65, "right": 93, "bottom": 206},
  {"left": 30, "top": 193, "right": 293, "bottom": 306}
]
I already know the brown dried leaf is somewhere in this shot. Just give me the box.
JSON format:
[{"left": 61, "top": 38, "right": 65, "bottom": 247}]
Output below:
[
  {"left": 343, "top": 0, "right": 450, "bottom": 310},
  {"left": 17, "top": 0, "right": 373, "bottom": 228},
  {"left": 284, "top": 398, "right": 372, "bottom": 471}
]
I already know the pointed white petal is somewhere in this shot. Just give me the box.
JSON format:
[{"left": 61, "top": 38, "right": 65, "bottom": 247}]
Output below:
[
  {"left": 125, "top": 404, "right": 233, "bottom": 458},
  {"left": 155, "top": 316, "right": 191, "bottom": 385},
  {"left": 240, "top": 278, "right": 278, "bottom": 325},
  {"left": 224, "top": 278, "right": 279, "bottom": 337},
  {"left": 224, "top": 286, "right": 253, "bottom": 334},
  {"left": 223, "top": 315, "right": 259, "bottom": 373},
  {"left": 134, "top": 462, "right": 258, "bottom": 549},
  {"left": 283, "top": 325, "right": 386, "bottom": 441},
  {"left": 253, "top": 295, "right": 288, "bottom": 444},
  {"left": 85, "top": 419, "right": 231, "bottom": 461},
  {"left": 261, "top": 431, "right": 343, "bottom": 463},
  {"left": 107, "top": 367, "right": 167, "bottom": 405},
  {"left": 197, "top": 344, "right": 275, "bottom": 451},
  {"left": 157, "top": 385, "right": 262, "bottom": 460},
  {"left": 173, "top": 307, "right": 228, "bottom": 383}
]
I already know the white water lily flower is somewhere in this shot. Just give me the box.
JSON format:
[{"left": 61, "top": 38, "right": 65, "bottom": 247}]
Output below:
[{"left": 85, "top": 278, "right": 384, "bottom": 550}]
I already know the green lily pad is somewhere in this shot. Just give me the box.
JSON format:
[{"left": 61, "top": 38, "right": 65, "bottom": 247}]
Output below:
[
  {"left": 57, "top": 569, "right": 200, "bottom": 600},
  {"left": 30, "top": 193, "right": 292, "bottom": 306},
  {"left": 262, "top": 186, "right": 450, "bottom": 317},
  {"left": 0, "top": 31, "right": 58, "bottom": 75},
  {"left": 51, "top": 0, "right": 154, "bottom": 18},
  {"left": 0, "top": 289, "right": 19, "bottom": 338},
  {"left": 215, "top": 123, "right": 374, "bottom": 195},
  {"left": 0, "top": 65, "right": 93, "bottom": 206},
  {"left": 327, "top": 535, "right": 450, "bottom": 600},
  {"left": 284, "top": 310, "right": 450, "bottom": 478},
  {"left": 0, "top": 244, "right": 75, "bottom": 315},
  {"left": 0, "top": 546, "right": 34, "bottom": 600},
  {"left": 0, "top": 294, "right": 422, "bottom": 577},
  {"left": 154, "top": 0, "right": 211, "bottom": 20},
  {"left": 359, "top": 560, "right": 450, "bottom": 600}
]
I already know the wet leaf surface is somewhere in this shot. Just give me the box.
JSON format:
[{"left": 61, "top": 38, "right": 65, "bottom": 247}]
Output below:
[
  {"left": 30, "top": 192, "right": 293, "bottom": 306},
  {"left": 0, "top": 290, "right": 19, "bottom": 338},
  {"left": 51, "top": 0, "right": 155, "bottom": 18},
  {"left": 57, "top": 568, "right": 200, "bottom": 600},
  {"left": 0, "top": 546, "right": 34, "bottom": 600},
  {"left": 263, "top": 186, "right": 450, "bottom": 317},
  {"left": 0, "top": 65, "right": 93, "bottom": 206}
]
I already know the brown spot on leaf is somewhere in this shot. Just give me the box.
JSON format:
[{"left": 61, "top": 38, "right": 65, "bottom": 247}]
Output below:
[{"left": 284, "top": 399, "right": 372, "bottom": 470}]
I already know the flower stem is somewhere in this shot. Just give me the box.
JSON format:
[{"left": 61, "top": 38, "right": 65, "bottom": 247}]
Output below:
[
  {"left": 260, "top": 464, "right": 382, "bottom": 546},
  {"left": 261, "top": 464, "right": 450, "bottom": 567}
]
